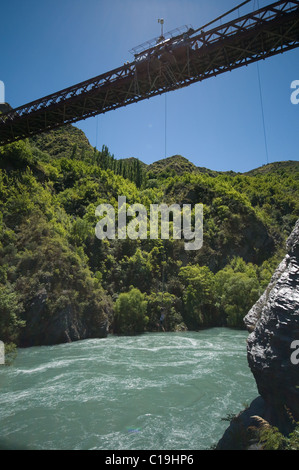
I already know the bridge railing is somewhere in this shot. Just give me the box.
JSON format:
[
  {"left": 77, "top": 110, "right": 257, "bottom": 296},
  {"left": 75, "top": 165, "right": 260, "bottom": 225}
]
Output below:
[
  {"left": 189, "top": 0, "right": 299, "bottom": 48},
  {"left": 0, "top": 62, "right": 135, "bottom": 123}
]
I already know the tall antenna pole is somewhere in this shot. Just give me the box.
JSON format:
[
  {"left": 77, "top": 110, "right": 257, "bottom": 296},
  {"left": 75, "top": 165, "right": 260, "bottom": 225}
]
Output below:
[{"left": 158, "top": 18, "right": 164, "bottom": 38}]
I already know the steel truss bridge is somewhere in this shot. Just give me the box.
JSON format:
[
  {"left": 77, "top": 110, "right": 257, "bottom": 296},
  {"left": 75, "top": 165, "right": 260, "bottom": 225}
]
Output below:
[{"left": 0, "top": 0, "right": 299, "bottom": 146}]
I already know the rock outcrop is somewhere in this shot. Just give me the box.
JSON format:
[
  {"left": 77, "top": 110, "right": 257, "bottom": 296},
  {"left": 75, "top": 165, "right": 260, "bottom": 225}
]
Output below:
[
  {"left": 0, "top": 103, "right": 12, "bottom": 114},
  {"left": 20, "top": 288, "right": 112, "bottom": 347},
  {"left": 217, "top": 219, "right": 299, "bottom": 449},
  {"left": 245, "top": 219, "right": 299, "bottom": 429}
]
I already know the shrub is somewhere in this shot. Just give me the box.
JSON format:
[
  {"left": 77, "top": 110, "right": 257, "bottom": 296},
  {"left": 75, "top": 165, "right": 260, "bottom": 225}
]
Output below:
[{"left": 114, "top": 287, "right": 148, "bottom": 335}]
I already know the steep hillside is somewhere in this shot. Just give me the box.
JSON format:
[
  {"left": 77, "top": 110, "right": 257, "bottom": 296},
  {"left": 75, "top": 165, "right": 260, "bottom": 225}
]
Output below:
[
  {"left": 29, "top": 125, "right": 94, "bottom": 160},
  {"left": 146, "top": 155, "right": 218, "bottom": 178},
  {"left": 244, "top": 160, "right": 299, "bottom": 177},
  {"left": 0, "top": 125, "right": 298, "bottom": 346}
]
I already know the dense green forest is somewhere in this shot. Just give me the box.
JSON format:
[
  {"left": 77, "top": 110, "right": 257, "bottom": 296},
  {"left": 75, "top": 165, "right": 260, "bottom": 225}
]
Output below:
[{"left": 0, "top": 124, "right": 298, "bottom": 348}]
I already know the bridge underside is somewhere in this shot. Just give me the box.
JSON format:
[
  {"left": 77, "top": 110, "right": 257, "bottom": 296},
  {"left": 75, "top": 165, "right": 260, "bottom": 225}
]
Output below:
[{"left": 0, "top": 0, "right": 299, "bottom": 146}]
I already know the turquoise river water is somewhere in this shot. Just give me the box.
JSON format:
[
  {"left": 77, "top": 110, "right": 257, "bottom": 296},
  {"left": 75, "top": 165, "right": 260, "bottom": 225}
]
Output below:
[{"left": 0, "top": 328, "right": 258, "bottom": 450}]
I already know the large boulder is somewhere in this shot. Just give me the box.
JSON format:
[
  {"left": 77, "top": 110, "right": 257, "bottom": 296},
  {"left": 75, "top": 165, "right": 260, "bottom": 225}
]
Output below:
[
  {"left": 245, "top": 219, "right": 299, "bottom": 429},
  {"left": 217, "top": 219, "right": 299, "bottom": 449}
]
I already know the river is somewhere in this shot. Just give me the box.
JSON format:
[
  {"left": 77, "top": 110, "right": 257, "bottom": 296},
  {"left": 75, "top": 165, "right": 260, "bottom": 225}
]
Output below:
[{"left": 0, "top": 328, "right": 257, "bottom": 450}]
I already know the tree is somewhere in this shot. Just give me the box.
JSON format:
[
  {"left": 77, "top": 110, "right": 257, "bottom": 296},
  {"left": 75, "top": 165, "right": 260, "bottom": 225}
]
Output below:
[
  {"left": 114, "top": 287, "right": 148, "bottom": 335},
  {"left": 215, "top": 260, "right": 260, "bottom": 328},
  {"left": 146, "top": 291, "right": 184, "bottom": 331},
  {"left": 179, "top": 265, "right": 217, "bottom": 329},
  {"left": 0, "top": 285, "right": 25, "bottom": 345}
]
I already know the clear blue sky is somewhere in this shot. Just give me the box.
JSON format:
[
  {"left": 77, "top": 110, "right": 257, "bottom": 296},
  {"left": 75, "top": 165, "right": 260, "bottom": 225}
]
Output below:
[{"left": 1, "top": 0, "right": 298, "bottom": 172}]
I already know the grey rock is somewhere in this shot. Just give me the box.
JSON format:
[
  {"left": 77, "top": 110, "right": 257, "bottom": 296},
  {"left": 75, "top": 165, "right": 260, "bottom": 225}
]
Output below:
[
  {"left": 244, "top": 256, "right": 289, "bottom": 333},
  {"left": 216, "top": 397, "right": 266, "bottom": 450},
  {"left": 245, "top": 219, "right": 299, "bottom": 427},
  {"left": 216, "top": 219, "right": 299, "bottom": 449},
  {"left": 20, "top": 288, "right": 110, "bottom": 347}
]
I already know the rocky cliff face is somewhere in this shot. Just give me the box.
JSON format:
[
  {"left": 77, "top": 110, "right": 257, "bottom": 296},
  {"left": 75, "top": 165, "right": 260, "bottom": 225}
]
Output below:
[
  {"left": 245, "top": 219, "right": 299, "bottom": 428},
  {"left": 20, "top": 287, "right": 112, "bottom": 347},
  {"left": 217, "top": 219, "right": 299, "bottom": 449}
]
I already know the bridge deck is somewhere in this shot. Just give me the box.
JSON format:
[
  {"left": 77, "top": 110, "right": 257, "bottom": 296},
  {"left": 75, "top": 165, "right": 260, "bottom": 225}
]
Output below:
[{"left": 0, "top": 0, "right": 299, "bottom": 146}]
